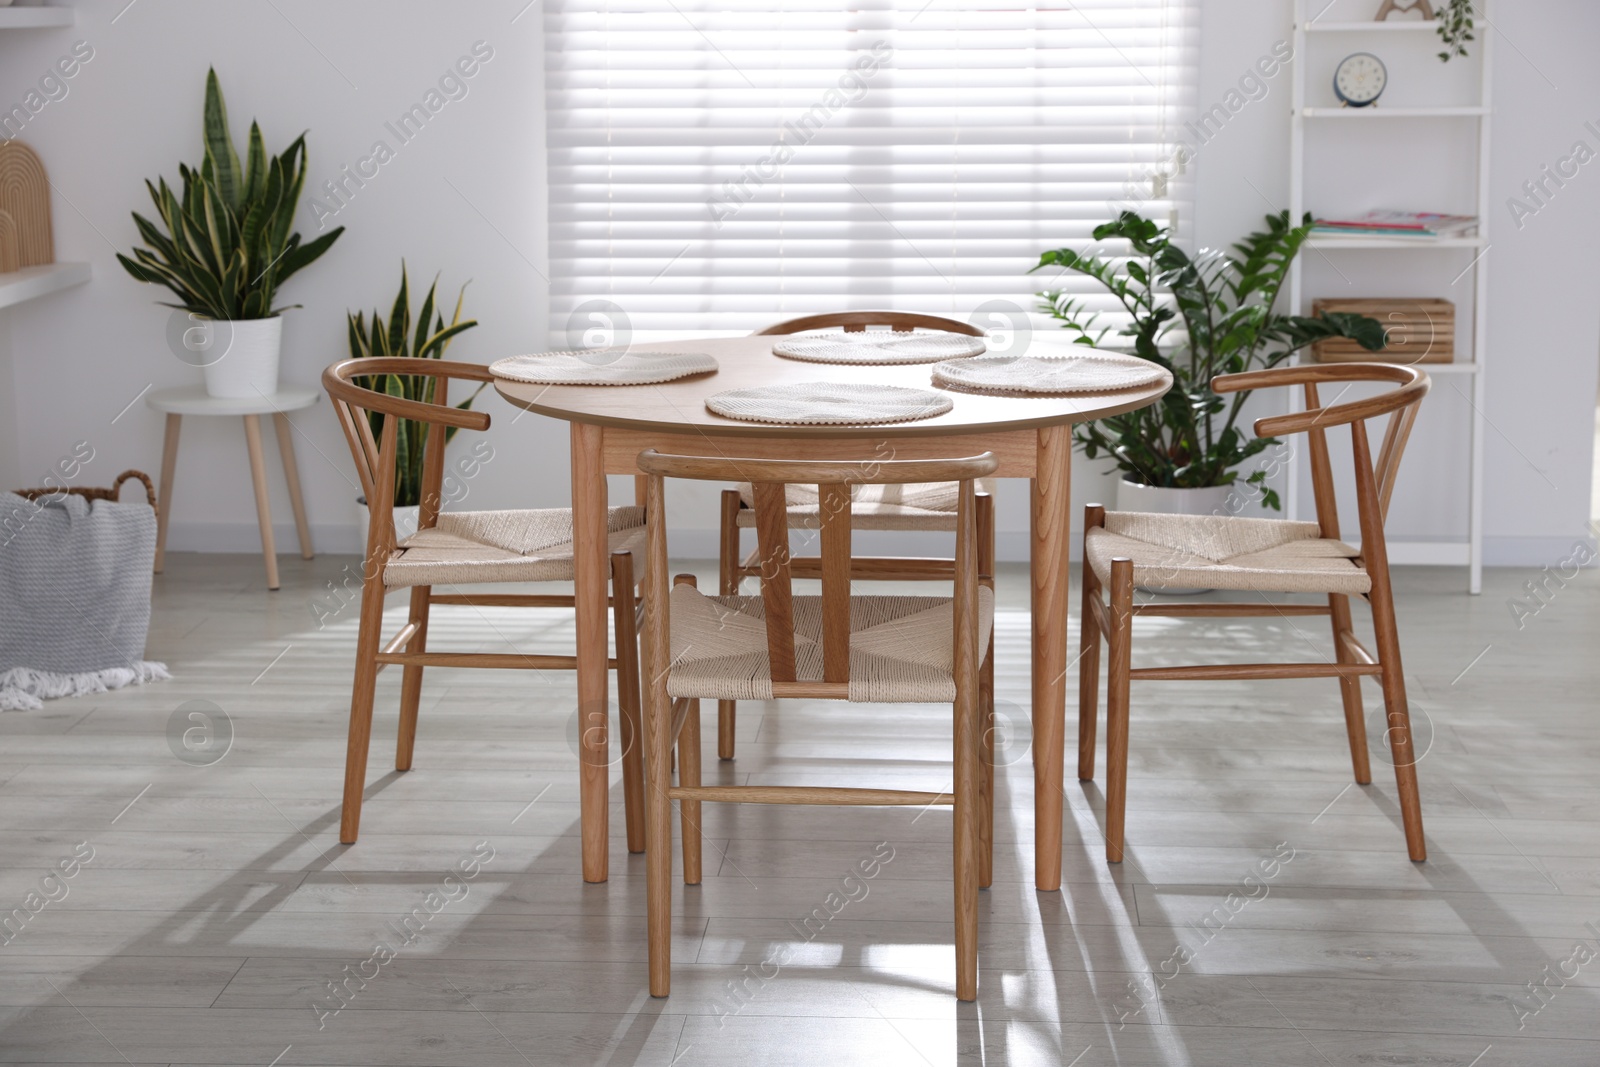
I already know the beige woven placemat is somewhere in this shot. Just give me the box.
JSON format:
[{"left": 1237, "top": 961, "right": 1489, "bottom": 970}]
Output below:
[
  {"left": 773, "top": 330, "right": 987, "bottom": 365},
  {"left": 931, "top": 353, "right": 1165, "bottom": 394},
  {"left": 490, "top": 350, "right": 718, "bottom": 386},
  {"left": 705, "top": 382, "right": 954, "bottom": 425}
]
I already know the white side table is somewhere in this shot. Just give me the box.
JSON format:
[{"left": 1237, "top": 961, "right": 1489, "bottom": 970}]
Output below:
[{"left": 146, "top": 386, "right": 318, "bottom": 591}]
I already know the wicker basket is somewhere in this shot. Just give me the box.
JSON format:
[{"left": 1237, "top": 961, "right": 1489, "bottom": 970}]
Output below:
[
  {"left": 1312, "top": 298, "right": 1455, "bottom": 364},
  {"left": 13, "top": 470, "right": 157, "bottom": 513}
]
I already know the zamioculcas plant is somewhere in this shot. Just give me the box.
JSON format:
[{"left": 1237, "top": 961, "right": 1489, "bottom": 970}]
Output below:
[
  {"left": 117, "top": 68, "right": 343, "bottom": 319},
  {"left": 1032, "top": 210, "right": 1385, "bottom": 509},
  {"left": 347, "top": 265, "right": 481, "bottom": 508}
]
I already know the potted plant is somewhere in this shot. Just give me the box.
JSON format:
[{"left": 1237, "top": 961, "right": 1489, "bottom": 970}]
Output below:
[
  {"left": 347, "top": 265, "right": 480, "bottom": 547},
  {"left": 118, "top": 69, "right": 343, "bottom": 398},
  {"left": 1032, "top": 210, "right": 1384, "bottom": 516}
]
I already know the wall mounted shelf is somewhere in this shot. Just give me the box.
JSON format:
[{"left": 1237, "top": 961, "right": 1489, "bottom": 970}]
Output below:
[
  {"left": 1303, "top": 20, "right": 1440, "bottom": 32},
  {"left": 0, "top": 263, "right": 90, "bottom": 310},
  {"left": 1301, "top": 106, "right": 1488, "bottom": 118}
]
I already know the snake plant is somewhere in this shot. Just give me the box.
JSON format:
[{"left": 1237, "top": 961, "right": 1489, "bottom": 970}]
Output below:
[
  {"left": 347, "top": 265, "right": 481, "bottom": 508},
  {"left": 1032, "top": 211, "right": 1385, "bottom": 509},
  {"left": 117, "top": 68, "right": 343, "bottom": 320}
]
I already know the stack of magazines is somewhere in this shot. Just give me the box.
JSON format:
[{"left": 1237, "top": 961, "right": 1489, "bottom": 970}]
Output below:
[{"left": 1311, "top": 210, "right": 1479, "bottom": 239}]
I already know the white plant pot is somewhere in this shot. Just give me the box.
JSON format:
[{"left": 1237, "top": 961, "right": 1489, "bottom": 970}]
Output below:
[
  {"left": 201, "top": 317, "right": 282, "bottom": 398},
  {"left": 1115, "top": 479, "right": 1237, "bottom": 518},
  {"left": 1115, "top": 480, "right": 1238, "bottom": 595},
  {"left": 355, "top": 498, "right": 419, "bottom": 554}
]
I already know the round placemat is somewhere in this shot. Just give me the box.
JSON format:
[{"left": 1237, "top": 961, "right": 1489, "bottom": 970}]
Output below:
[
  {"left": 490, "top": 350, "right": 718, "bottom": 386},
  {"left": 773, "top": 330, "right": 987, "bottom": 365},
  {"left": 705, "top": 382, "right": 954, "bottom": 425},
  {"left": 931, "top": 353, "right": 1165, "bottom": 394}
]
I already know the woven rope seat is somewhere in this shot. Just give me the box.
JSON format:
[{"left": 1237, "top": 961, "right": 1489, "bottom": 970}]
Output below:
[
  {"left": 383, "top": 506, "right": 646, "bottom": 588},
  {"left": 732, "top": 479, "right": 998, "bottom": 532},
  {"left": 1085, "top": 511, "right": 1369, "bottom": 595},
  {"left": 667, "top": 583, "right": 995, "bottom": 703}
]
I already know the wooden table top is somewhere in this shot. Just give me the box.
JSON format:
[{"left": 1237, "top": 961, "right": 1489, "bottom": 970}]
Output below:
[{"left": 492, "top": 336, "right": 1171, "bottom": 439}]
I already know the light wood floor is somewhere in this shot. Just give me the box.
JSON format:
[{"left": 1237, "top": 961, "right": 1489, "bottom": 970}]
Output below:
[{"left": 2, "top": 552, "right": 1597, "bottom": 1066}]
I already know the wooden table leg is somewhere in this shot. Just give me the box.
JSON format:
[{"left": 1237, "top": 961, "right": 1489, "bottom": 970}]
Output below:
[
  {"left": 242, "top": 414, "right": 281, "bottom": 592},
  {"left": 1031, "top": 425, "right": 1072, "bottom": 892},
  {"left": 154, "top": 413, "right": 181, "bottom": 574},
  {"left": 273, "top": 411, "right": 315, "bottom": 560},
  {"left": 572, "top": 421, "right": 610, "bottom": 883}
]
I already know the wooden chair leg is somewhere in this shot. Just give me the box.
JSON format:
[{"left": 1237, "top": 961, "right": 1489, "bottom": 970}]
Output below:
[
  {"left": 717, "top": 488, "right": 742, "bottom": 760},
  {"left": 1329, "top": 593, "right": 1372, "bottom": 785},
  {"left": 678, "top": 699, "right": 703, "bottom": 885},
  {"left": 953, "top": 672, "right": 981, "bottom": 1002},
  {"left": 1369, "top": 584, "right": 1427, "bottom": 861},
  {"left": 339, "top": 576, "right": 389, "bottom": 843},
  {"left": 1105, "top": 557, "right": 1134, "bottom": 864},
  {"left": 976, "top": 501, "right": 996, "bottom": 890},
  {"left": 395, "top": 586, "right": 431, "bottom": 771},
  {"left": 643, "top": 588, "right": 674, "bottom": 997},
  {"left": 613, "top": 551, "right": 646, "bottom": 854},
  {"left": 1079, "top": 504, "right": 1106, "bottom": 781}
]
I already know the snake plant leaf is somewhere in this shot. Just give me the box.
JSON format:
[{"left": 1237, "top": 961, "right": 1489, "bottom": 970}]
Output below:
[
  {"left": 387, "top": 269, "right": 410, "bottom": 355},
  {"left": 202, "top": 68, "right": 244, "bottom": 213},
  {"left": 274, "top": 228, "right": 344, "bottom": 289},
  {"left": 243, "top": 121, "right": 266, "bottom": 204}
]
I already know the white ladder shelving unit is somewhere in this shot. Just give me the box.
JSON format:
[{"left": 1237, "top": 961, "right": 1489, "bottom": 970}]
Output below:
[{"left": 1287, "top": 0, "right": 1491, "bottom": 594}]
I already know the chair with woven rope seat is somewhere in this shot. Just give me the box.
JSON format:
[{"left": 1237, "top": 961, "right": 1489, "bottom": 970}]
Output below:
[
  {"left": 323, "top": 358, "right": 648, "bottom": 871},
  {"left": 639, "top": 447, "right": 998, "bottom": 1001},
  {"left": 715, "top": 310, "right": 996, "bottom": 761},
  {"left": 1079, "top": 363, "right": 1431, "bottom": 863}
]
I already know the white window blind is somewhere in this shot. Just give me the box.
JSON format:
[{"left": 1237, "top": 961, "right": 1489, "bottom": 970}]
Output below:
[{"left": 544, "top": 0, "right": 1196, "bottom": 342}]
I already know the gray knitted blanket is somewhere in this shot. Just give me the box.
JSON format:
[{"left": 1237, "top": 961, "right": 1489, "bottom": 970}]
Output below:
[{"left": 0, "top": 491, "right": 168, "bottom": 710}]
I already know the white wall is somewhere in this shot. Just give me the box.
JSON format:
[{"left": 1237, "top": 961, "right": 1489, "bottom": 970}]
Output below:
[
  {"left": 1194, "top": 0, "right": 1600, "bottom": 565},
  {"left": 1, "top": 0, "right": 1593, "bottom": 567},
  {"left": 0, "top": 0, "right": 553, "bottom": 554}
]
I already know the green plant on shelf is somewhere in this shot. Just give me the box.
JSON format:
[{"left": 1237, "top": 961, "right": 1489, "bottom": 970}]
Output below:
[
  {"left": 1031, "top": 210, "right": 1385, "bottom": 509},
  {"left": 1436, "top": 0, "right": 1474, "bottom": 61}
]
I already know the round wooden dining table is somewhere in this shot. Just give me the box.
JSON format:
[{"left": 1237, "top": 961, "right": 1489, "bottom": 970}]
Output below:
[{"left": 494, "top": 335, "right": 1171, "bottom": 888}]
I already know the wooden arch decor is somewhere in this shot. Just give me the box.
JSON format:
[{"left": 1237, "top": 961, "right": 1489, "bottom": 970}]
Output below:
[{"left": 0, "top": 141, "right": 54, "bottom": 270}]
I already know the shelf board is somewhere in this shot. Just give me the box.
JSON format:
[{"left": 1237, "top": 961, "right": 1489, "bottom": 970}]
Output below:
[
  {"left": 1302, "top": 106, "right": 1488, "bottom": 118},
  {"left": 1307, "top": 235, "right": 1485, "bottom": 249},
  {"left": 0, "top": 262, "right": 90, "bottom": 310},
  {"left": 1303, "top": 20, "right": 1439, "bottom": 32},
  {"left": 1299, "top": 357, "right": 1478, "bottom": 374},
  {"left": 0, "top": 6, "right": 74, "bottom": 28}
]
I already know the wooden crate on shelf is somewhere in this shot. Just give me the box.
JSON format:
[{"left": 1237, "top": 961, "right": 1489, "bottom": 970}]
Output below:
[{"left": 1312, "top": 298, "right": 1455, "bottom": 364}]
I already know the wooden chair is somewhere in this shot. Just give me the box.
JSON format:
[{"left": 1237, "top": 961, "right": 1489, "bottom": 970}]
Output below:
[
  {"left": 715, "top": 310, "right": 995, "bottom": 761},
  {"left": 1078, "top": 364, "right": 1431, "bottom": 863},
  {"left": 323, "top": 358, "right": 648, "bottom": 863},
  {"left": 639, "top": 447, "right": 998, "bottom": 1001}
]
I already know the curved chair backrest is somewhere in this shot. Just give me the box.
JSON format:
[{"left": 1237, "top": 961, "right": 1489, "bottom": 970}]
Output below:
[
  {"left": 753, "top": 310, "right": 984, "bottom": 337},
  {"left": 1212, "top": 362, "right": 1430, "bottom": 548},
  {"left": 637, "top": 449, "right": 998, "bottom": 691},
  {"left": 323, "top": 358, "right": 494, "bottom": 560}
]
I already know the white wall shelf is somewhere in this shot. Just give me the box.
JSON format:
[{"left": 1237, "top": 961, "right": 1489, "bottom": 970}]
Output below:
[
  {"left": 1303, "top": 20, "right": 1440, "bottom": 32},
  {"left": 1288, "top": 1, "right": 1490, "bottom": 594},
  {"left": 0, "top": 263, "right": 90, "bottom": 310},
  {"left": 1301, "top": 106, "right": 1487, "bottom": 118},
  {"left": 0, "top": 7, "right": 75, "bottom": 28},
  {"left": 1307, "top": 235, "right": 1484, "bottom": 248}
]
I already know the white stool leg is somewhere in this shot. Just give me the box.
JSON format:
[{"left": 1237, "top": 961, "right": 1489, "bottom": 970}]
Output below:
[
  {"left": 243, "top": 414, "right": 280, "bottom": 591},
  {"left": 154, "top": 413, "right": 180, "bottom": 574},
  {"left": 273, "top": 412, "right": 314, "bottom": 559}
]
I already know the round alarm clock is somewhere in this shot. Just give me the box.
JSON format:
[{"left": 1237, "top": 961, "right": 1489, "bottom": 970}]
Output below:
[{"left": 1333, "top": 52, "right": 1387, "bottom": 107}]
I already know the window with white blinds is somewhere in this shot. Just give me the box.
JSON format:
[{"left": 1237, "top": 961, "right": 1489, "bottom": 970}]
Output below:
[{"left": 543, "top": 1, "right": 1197, "bottom": 342}]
